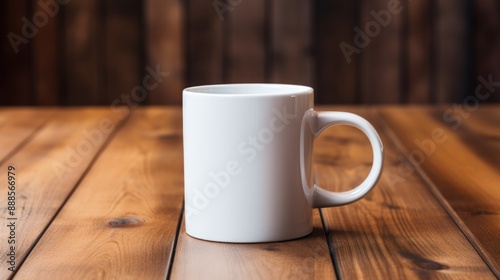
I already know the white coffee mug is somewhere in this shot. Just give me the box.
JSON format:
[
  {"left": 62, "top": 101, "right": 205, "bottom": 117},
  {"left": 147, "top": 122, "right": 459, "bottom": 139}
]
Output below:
[{"left": 183, "top": 84, "right": 383, "bottom": 243}]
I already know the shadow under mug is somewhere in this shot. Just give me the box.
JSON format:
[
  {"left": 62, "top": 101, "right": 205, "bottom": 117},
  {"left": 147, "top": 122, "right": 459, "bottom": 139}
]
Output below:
[{"left": 183, "top": 84, "right": 383, "bottom": 243}]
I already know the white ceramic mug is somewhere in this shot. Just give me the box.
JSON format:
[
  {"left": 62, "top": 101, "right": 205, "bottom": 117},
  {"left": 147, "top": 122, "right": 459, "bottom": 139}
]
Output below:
[{"left": 183, "top": 84, "right": 383, "bottom": 243}]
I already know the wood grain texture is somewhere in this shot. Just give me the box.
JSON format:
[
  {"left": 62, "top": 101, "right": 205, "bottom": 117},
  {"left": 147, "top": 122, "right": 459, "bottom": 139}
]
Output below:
[
  {"left": 473, "top": 0, "right": 500, "bottom": 102},
  {"left": 62, "top": 0, "right": 103, "bottom": 105},
  {"left": 0, "top": 108, "right": 53, "bottom": 163},
  {"left": 378, "top": 106, "right": 500, "bottom": 277},
  {"left": 454, "top": 105, "right": 500, "bottom": 168},
  {"left": 32, "top": 0, "right": 60, "bottom": 105},
  {"left": 170, "top": 210, "right": 335, "bottom": 279},
  {"left": 407, "top": 0, "right": 431, "bottom": 103},
  {"left": 3, "top": 1, "right": 500, "bottom": 105},
  {"left": 0, "top": 108, "right": 125, "bottom": 279},
  {"left": 359, "top": 0, "right": 402, "bottom": 103},
  {"left": 0, "top": 106, "right": 498, "bottom": 279},
  {"left": 144, "top": 0, "right": 184, "bottom": 104},
  {"left": 186, "top": 0, "right": 224, "bottom": 86},
  {"left": 103, "top": 0, "right": 143, "bottom": 104},
  {"left": 433, "top": 0, "right": 470, "bottom": 103},
  {"left": 315, "top": 0, "right": 359, "bottom": 104},
  {"left": 226, "top": 0, "right": 266, "bottom": 83},
  {"left": 315, "top": 106, "right": 495, "bottom": 279},
  {"left": 270, "top": 0, "right": 313, "bottom": 86},
  {"left": 16, "top": 108, "right": 184, "bottom": 279},
  {"left": 1, "top": 1, "right": 32, "bottom": 105}
]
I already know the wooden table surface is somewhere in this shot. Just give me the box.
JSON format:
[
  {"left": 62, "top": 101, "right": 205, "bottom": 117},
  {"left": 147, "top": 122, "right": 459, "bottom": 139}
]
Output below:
[{"left": 0, "top": 105, "right": 498, "bottom": 279}]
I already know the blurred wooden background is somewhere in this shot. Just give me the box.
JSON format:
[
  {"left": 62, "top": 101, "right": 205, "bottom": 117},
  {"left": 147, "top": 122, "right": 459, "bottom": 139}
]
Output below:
[{"left": 1, "top": 0, "right": 499, "bottom": 105}]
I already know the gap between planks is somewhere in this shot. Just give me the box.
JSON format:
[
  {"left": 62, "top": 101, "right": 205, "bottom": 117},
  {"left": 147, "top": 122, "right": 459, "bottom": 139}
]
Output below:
[
  {"left": 319, "top": 208, "right": 342, "bottom": 280},
  {"left": 0, "top": 120, "right": 46, "bottom": 168},
  {"left": 0, "top": 110, "right": 55, "bottom": 167},
  {"left": 370, "top": 108, "right": 499, "bottom": 278},
  {"left": 14, "top": 107, "right": 185, "bottom": 279},
  {"left": 166, "top": 203, "right": 185, "bottom": 279},
  {"left": 8, "top": 110, "right": 130, "bottom": 279}
]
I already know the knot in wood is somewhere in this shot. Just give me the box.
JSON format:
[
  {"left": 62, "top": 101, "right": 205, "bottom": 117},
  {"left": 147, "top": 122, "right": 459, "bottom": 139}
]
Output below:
[
  {"left": 402, "top": 252, "right": 449, "bottom": 271},
  {"left": 415, "top": 260, "right": 449, "bottom": 270},
  {"left": 471, "top": 210, "right": 498, "bottom": 216},
  {"left": 262, "top": 244, "right": 279, "bottom": 251},
  {"left": 107, "top": 217, "right": 144, "bottom": 228}
]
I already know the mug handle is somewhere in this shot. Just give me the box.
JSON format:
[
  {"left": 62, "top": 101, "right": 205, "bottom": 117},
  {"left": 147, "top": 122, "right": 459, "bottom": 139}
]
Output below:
[{"left": 300, "top": 109, "right": 384, "bottom": 208}]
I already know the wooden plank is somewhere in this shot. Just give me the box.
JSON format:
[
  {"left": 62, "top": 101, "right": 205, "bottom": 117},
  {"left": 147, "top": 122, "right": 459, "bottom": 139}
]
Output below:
[
  {"left": 103, "top": 0, "right": 143, "bottom": 105},
  {"left": 315, "top": 106, "right": 494, "bottom": 278},
  {"left": 407, "top": 0, "right": 431, "bottom": 103},
  {"left": 451, "top": 105, "right": 500, "bottom": 167},
  {"left": 359, "top": 0, "right": 403, "bottom": 103},
  {"left": 144, "top": 0, "right": 184, "bottom": 105},
  {"left": 316, "top": 0, "right": 359, "bottom": 104},
  {"left": 1, "top": 1, "right": 33, "bottom": 105},
  {"left": 473, "top": 0, "right": 500, "bottom": 102},
  {"left": 432, "top": 0, "right": 470, "bottom": 103},
  {"left": 0, "top": 108, "right": 54, "bottom": 162},
  {"left": 0, "top": 108, "right": 125, "bottom": 279},
  {"left": 270, "top": 0, "right": 313, "bottom": 87},
  {"left": 226, "top": 0, "right": 266, "bottom": 83},
  {"left": 186, "top": 0, "right": 224, "bottom": 86},
  {"left": 16, "top": 108, "right": 184, "bottom": 279},
  {"left": 378, "top": 106, "right": 500, "bottom": 277},
  {"left": 170, "top": 210, "right": 335, "bottom": 279},
  {"left": 62, "top": 0, "right": 103, "bottom": 105},
  {"left": 32, "top": 0, "right": 61, "bottom": 105}
]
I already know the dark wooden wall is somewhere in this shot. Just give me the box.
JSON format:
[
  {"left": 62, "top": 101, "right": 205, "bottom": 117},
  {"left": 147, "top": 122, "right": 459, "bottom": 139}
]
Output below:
[{"left": 1, "top": 0, "right": 499, "bottom": 105}]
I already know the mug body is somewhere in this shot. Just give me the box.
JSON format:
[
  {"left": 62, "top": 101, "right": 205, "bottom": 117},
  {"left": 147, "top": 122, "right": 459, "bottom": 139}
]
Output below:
[{"left": 183, "top": 84, "right": 314, "bottom": 242}]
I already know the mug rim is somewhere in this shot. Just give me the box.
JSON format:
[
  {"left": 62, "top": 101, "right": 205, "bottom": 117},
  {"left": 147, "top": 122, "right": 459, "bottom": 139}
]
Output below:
[{"left": 183, "top": 83, "right": 313, "bottom": 97}]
